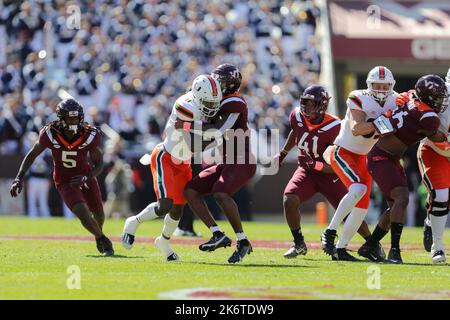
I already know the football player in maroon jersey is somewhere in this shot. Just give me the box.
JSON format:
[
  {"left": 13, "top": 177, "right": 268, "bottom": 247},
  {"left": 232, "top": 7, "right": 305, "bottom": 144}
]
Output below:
[
  {"left": 10, "top": 99, "right": 114, "bottom": 256},
  {"left": 359, "top": 75, "right": 449, "bottom": 264},
  {"left": 182, "top": 64, "right": 256, "bottom": 264},
  {"left": 275, "top": 85, "right": 375, "bottom": 258}
]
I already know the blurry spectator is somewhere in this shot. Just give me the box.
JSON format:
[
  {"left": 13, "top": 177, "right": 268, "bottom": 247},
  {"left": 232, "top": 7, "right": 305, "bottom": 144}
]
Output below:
[{"left": 1, "top": 0, "right": 324, "bottom": 216}]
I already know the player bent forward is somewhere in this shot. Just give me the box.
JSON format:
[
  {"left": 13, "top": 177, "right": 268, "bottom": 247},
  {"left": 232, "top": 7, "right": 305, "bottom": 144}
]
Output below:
[
  {"left": 122, "top": 75, "right": 222, "bottom": 261},
  {"left": 10, "top": 99, "right": 114, "bottom": 256}
]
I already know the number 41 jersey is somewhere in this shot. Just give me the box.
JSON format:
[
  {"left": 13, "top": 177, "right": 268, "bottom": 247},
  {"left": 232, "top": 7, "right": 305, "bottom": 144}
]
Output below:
[
  {"left": 38, "top": 124, "right": 102, "bottom": 184},
  {"left": 289, "top": 108, "right": 341, "bottom": 165}
]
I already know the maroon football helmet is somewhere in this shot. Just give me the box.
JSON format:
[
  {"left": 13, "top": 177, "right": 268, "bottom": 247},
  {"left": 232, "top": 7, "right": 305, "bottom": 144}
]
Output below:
[
  {"left": 300, "top": 85, "right": 330, "bottom": 123},
  {"left": 415, "top": 74, "right": 448, "bottom": 113},
  {"left": 56, "top": 98, "right": 84, "bottom": 133},
  {"left": 211, "top": 63, "right": 242, "bottom": 96}
]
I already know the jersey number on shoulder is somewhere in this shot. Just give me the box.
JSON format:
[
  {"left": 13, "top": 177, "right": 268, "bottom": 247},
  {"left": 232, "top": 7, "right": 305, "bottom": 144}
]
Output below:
[
  {"left": 392, "top": 111, "right": 408, "bottom": 129},
  {"left": 62, "top": 151, "right": 77, "bottom": 168},
  {"left": 297, "top": 132, "right": 319, "bottom": 158}
]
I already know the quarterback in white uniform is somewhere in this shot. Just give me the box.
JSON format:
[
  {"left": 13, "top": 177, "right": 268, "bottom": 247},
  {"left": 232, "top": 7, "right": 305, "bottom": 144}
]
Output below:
[
  {"left": 321, "top": 66, "right": 399, "bottom": 261},
  {"left": 122, "top": 75, "right": 222, "bottom": 261}
]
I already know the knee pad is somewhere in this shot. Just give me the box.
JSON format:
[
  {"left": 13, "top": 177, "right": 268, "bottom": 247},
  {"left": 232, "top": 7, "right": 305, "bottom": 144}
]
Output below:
[
  {"left": 428, "top": 189, "right": 449, "bottom": 217},
  {"left": 348, "top": 183, "right": 367, "bottom": 202}
]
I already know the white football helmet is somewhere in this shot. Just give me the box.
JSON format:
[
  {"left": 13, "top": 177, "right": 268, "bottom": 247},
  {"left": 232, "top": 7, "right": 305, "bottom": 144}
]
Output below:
[
  {"left": 191, "top": 75, "right": 222, "bottom": 118},
  {"left": 366, "top": 66, "right": 396, "bottom": 102}
]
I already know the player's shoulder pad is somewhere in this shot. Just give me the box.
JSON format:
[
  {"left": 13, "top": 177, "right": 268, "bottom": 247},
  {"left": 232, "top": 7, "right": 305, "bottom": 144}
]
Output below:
[
  {"left": 220, "top": 94, "right": 246, "bottom": 108},
  {"left": 39, "top": 123, "right": 59, "bottom": 147},
  {"left": 78, "top": 125, "right": 101, "bottom": 150},
  {"left": 347, "top": 89, "right": 366, "bottom": 110},
  {"left": 293, "top": 106, "right": 303, "bottom": 124},
  {"left": 174, "top": 93, "right": 198, "bottom": 121},
  {"left": 318, "top": 113, "right": 341, "bottom": 132}
]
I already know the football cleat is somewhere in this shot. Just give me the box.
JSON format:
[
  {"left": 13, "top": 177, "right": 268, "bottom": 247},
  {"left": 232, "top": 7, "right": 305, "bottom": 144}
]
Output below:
[
  {"left": 423, "top": 222, "right": 433, "bottom": 252},
  {"left": 96, "top": 235, "right": 115, "bottom": 256},
  {"left": 283, "top": 241, "right": 308, "bottom": 259},
  {"left": 155, "top": 236, "right": 179, "bottom": 262},
  {"left": 358, "top": 243, "right": 385, "bottom": 262},
  {"left": 377, "top": 242, "right": 386, "bottom": 260},
  {"left": 122, "top": 216, "right": 139, "bottom": 249},
  {"left": 228, "top": 239, "right": 253, "bottom": 264},
  {"left": 199, "top": 232, "right": 232, "bottom": 252},
  {"left": 332, "top": 248, "right": 360, "bottom": 262},
  {"left": 321, "top": 229, "right": 337, "bottom": 255},
  {"left": 431, "top": 250, "right": 446, "bottom": 264},
  {"left": 387, "top": 247, "right": 403, "bottom": 264},
  {"left": 173, "top": 227, "right": 202, "bottom": 238}
]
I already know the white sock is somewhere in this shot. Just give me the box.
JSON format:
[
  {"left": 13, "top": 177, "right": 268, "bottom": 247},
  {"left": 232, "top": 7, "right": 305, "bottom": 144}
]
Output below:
[
  {"left": 328, "top": 183, "right": 367, "bottom": 231},
  {"left": 430, "top": 215, "right": 447, "bottom": 252},
  {"left": 162, "top": 214, "right": 179, "bottom": 240},
  {"left": 336, "top": 207, "right": 368, "bottom": 249},
  {"left": 236, "top": 232, "right": 247, "bottom": 241},
  {"left": 210, "top": 226, "right": 221, "bottom": 233},
  {"left": 429, "top": 188, "right": 448, "bottom": 252},
  {"left": 424, "top": 216, "right": 431, "bottom": 227},
  {"left": 136, "top": 202, "right": 158, "bottom": 223}
]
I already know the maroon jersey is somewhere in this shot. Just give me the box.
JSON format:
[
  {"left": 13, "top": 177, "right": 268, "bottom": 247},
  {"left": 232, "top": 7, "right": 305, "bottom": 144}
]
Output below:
[
  {"left": 389, "top": 99, "right": 440, "bottom": 147},
  {"left": 38, "top": 124, "right": 102, "bottom": 184},
  {"left": 218, "top": 94, "right": 251, "bottom": 163},
  {"left": 289, "top": 108, "right": 341, "bottom": 165}
]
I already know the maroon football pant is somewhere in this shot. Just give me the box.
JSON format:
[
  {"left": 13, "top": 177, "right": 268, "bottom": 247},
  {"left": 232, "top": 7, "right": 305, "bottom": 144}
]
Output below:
[
  {"left": 284, "top": 166, "right": 347, "bottom": 208},
  {"left": 56, "top": 177, "right": 104, "bottom": 213},
  {"left": 186, "top": 163, "right": 256, "bottom": 195},
  {"left": 367, "top": 146, "right": 407, "bottom": 202}
]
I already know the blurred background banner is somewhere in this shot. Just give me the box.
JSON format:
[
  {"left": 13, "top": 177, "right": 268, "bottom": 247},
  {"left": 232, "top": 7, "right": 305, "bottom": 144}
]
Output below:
[{"left": 0, "top": 0, "right": 448, "bottom": 227}]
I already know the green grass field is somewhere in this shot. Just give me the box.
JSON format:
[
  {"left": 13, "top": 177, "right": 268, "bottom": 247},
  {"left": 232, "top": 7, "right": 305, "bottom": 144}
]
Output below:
[{"left": 0, "top": 216, "right": 449, "bottom": 300}]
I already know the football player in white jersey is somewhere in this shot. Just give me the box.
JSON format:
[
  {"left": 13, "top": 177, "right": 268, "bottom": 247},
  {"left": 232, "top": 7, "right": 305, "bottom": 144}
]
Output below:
[
  {"left": 321, "top": 66, "right": 398, "bottom": 261},
  {"left": 397, "top": 68, "right": 450, "bottom": 263},
  {"left": 121, "top": 75, "right": 222, "bottom": 261}
]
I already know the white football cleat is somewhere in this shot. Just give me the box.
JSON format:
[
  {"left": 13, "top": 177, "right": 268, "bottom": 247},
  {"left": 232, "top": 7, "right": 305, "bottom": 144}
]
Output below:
[
  {"left": 155, "top": 236, "right": 179, "bottom": 261},
  {"left": 432, "top": 250, "right": 446, "bottom": 264},
  {"left": 122, "top": 216, "right": 139, "bottom": 249}
]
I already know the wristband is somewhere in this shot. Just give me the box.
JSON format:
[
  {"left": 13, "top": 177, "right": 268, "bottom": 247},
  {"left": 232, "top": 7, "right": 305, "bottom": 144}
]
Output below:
[
  {"left": 280, "top": 149, "right": 289, "bottom": 155},
  {"left": 183, "top": 122, "right": 192, "bottom": 131},
  {"left": 314, "top": 161, "right": 324, "bottom": 171}
]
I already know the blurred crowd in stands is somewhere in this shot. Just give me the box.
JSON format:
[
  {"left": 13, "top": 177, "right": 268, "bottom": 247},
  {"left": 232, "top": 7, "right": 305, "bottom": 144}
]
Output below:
[
  {"left": 0, "top": 0, "right": 322, "bottom": 222},
  {"left": 0, "top": 0, "right": 430, "bottom": 227}
]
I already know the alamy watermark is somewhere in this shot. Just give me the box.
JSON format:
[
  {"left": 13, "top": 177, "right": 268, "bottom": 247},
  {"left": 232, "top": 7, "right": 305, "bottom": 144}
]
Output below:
[
  {"left": 366, "top": 5, "right": 381, "bottom": 30},
  {"left": 366, "top": 265, "right": 381, "bottom": 290},
  {"left": 66, "top": 265, "right": 81, "bottom": 290}
]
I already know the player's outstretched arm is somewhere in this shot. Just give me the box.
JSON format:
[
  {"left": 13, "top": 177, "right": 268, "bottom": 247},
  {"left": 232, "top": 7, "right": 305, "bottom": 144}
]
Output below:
[
  {"left": 350, "top": 109, "right": 376, "bottom": 136},
  {"left": 10, "top": 141, "right": 46, "bottom": 197},
  {"left": 275, "top": 129, "right": 296, "bottom": 165}
]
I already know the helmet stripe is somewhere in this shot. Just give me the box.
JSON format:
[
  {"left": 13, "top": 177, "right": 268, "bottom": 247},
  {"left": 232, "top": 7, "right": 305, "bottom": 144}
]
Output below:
[
  {"left": 206, "top": 75, "right": 218, "bottom": 97},
  {"left": 379, "top": 66, "right": 385, "bottom": 80}
]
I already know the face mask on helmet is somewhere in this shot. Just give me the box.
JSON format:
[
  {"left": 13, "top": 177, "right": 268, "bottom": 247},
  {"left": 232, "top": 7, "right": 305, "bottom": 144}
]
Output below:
[
  {"left": 368, "top": 82, "right": 394, "bottom": 102},
  {"left": 300, "top": 98, "right": 326, "bottom": 123},
  {"left": 366, "top": 67, "right": 395, "bottom": 102},
  {"left": 61, "top": 111, "right": 82, "bottom": 133},
  {"left": 199, "top": 99, "right": 220, "bottom": 118}
]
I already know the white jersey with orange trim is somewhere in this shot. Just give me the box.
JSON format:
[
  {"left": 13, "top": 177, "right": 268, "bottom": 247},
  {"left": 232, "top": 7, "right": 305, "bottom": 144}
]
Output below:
[
  {"left": 334, "top": 89, "right": 398, "bottom": 155},
  {"left": 163, "top": 91, "right": 203, "bottom": 162}
]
